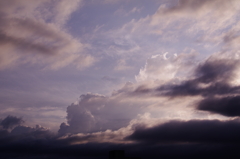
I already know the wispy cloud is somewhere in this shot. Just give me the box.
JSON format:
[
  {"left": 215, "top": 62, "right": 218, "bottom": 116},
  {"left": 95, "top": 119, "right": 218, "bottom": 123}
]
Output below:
[{"left": 0, "top": 0, "right": 94, "bottom": 70}]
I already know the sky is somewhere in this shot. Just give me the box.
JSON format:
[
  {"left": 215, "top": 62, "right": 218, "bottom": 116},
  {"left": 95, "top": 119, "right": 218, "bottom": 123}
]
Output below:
[{"left": 1, "top": 0, "right": 240, "bottom": 158}]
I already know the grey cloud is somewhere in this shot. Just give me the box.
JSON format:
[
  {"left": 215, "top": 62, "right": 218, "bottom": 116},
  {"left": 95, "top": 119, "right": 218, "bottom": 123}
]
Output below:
[
  {"left": 58, "top": 91, "right": 146, "bottom": 135},
  {"left": 0, "top": 15, "right": 77, "bottom": 55},
  {"left": 10, "top": 125, "right": 54, "bottom": 140},
  {"left": 223, "top": 30, "right": 240, "bottom": 49},
  {"left": 4, "top": 119, "right": 240, "bottom": 159},
  {"left": 154, "top": 57, "right": 240, "bottom": 97},
  {"left": 127, "top": 119, "right": 240, "bottom": 144},
  {"left": 223, "top": 31, "right": 239, "bottom": 44},
  {"left": 195, "top": 58, "right": 237, "bottom": 83},
  {"left": 159, "top": 81, "right": 239, "bottom": 97},
  {"left": 198, "top": 96, "right": 240, "bottom": 117},
  {"left": 158, "top": 0, "right": 234, "bottom": 15},
  {"left": 0, "top": 31, "right": 57, "bottom": 55},
  {"left": 58, "top": 53, "right": 240, "bottom": 136},
  {"left": 1, "top": 115, "right": 23, "bottom": 129},
  {"left": 64, "top": 103, "right": 96, "bottom": 134},
  {"left": 101, "top": 76, "right": 119, "bottom": 83},
  {"left": 0, "top": 115, "right": 52, "bottom": 138},
  {"left": 0, "top": 0, "right": 94, "bottom": 70},
  {"left": 164, "top": 0, "right": 210, "bottom": 12},
  {"left": 132, "top": 53, "right": 240, "bottom": 117}
]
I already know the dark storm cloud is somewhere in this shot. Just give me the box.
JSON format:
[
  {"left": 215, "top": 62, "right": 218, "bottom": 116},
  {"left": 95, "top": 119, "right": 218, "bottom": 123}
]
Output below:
[
  {"left": 157, "top": 80, "right": 239, "bottom": 97},
  {"left": 0, "top": 115, "right": 23, "bottom": 129},
  {"left": 127, "top": 119, "right": 240, "bottom": 144},
  {"left": 143, "top": 56, "right": 240, "bottom": 117},
  {"left": 2, "top": 133, "right": 240, "bottom": 159},
  {"left": 150, "top": 57, "right": 240, "bottom": 97},
  {"left": 198, "top": 96, "right": 240, "bottom": 117},
  {"left": 2, "top": 116, "right": 240, "bottom": 159}
]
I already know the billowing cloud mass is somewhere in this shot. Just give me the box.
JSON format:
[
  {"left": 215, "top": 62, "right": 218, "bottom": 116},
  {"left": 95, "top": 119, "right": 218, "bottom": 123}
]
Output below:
[
  {"left": 2, "top": 0, "right": 240, "bottom": 159},
  {"left": 58, "top": 90, "right": 148, "bottom": 135}
]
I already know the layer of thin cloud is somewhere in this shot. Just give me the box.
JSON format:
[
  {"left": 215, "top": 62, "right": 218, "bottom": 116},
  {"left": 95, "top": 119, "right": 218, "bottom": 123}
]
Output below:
[{"left": 97, "top": 0, "right": 240, "bottom": 64}]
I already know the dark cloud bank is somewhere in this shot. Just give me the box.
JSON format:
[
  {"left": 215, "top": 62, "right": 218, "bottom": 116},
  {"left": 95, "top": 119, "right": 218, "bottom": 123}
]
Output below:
[
  {"left": 3, "top": 54, "right": 240, "bottom": 159},
  {"left": 155, "top": 57, "right": 240, "bottom": 97},
  {"left": 2, "top": 116, "right": 240, "bottom": 159},
  {"left": 0, "top": 54, "right": 239, "bottom": 158},
  {"left": 126, "top": 52, "right": 240, "bottom": 158}
]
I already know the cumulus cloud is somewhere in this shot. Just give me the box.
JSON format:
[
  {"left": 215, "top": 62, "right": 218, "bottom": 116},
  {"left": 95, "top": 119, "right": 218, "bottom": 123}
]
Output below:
[
  {"left": 0, "top": 0, "right": 95, "bottom": 70},
  {"left": 58, "top": 91, "right": 150, "bottom": 135}
]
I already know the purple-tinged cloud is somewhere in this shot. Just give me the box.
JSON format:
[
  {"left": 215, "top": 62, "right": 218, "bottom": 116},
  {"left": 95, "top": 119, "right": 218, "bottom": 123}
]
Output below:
[
  {"left": 1, "top": 115, "right": 23, "bottom": 129},
  {"left": 198, "top": 96, "right": 240, "bottom": 117},
  {"left": 152, "top": 54, "right": 240, "bottom": 97},
  {"left": 0, "top": 0, "right": 94, "bottom": 70},
  {"left": 58, "top": 91, "right": 147, "bottom": 135},
  {"left": 127, "top": 119, "right": 240, "bottom": 144}
]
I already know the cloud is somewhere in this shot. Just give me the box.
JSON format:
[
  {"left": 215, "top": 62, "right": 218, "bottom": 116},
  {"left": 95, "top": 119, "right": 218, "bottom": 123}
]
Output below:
[
  {"left": 114, "top": 59, "right": 133, "bottom": 71},
  {"left": 1, "top": 115, "right": 23, "bottom": 129},
  {"left": 58, "top": 50, "right": 240, "bottom": 135},
  {"left": 0, "top": 0, "right": 95, "bottom": 70},
  {"left": 152, "top": 53, "right": 240, "bottom": 97},
  {"left": 135, "top": 52, "right": 196, "bottom": 84},
  {"left": 197, "top": 96, "right": 240, "bottom": 117},
  {"left": 130, "top": 50, "right": 240, "bottom": 118},
  {"left": 2, "top": 117, "right": 240, "bottom": 159},
  {"left": 127, "top": 119, "right": 240, "bottom": 144},
  {"left": 10, "top": 125, "right": 53, "bottom": 140},
  {"left": 101, "top": 76, "right": 119, "bottom": 83},
  {"left": 156, "top": 0, "right": 235, "bottom": 15},
  {"left": 58, "top": 91, "right": 148, "bottom": 135},
  {"left": 108, "top": 0, "right": 240, "bottom": 54}
]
